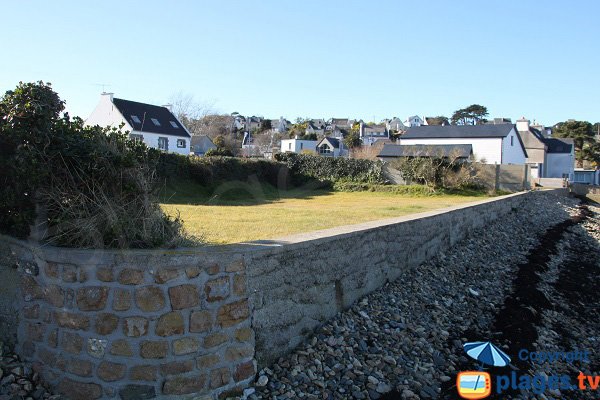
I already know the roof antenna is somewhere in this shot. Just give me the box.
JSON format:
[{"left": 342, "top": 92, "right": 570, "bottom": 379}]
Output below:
[{"left": 94, "top": 83, "right": 111, "bottom": 93}]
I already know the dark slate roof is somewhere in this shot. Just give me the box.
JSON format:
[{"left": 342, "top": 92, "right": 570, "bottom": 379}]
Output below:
[
  {"left": 318, "top": 137, "right": 341, "bottom": 149},
  {"left": 112, "top": 98, "right": 190, "bottom": 137},
  {"left": 544, "top": 138, "right": 573, "bottom": 154},
  {"left": 378, "top": 144, "right": 473, "bottom": 158},
  {"left": 402, "top": 124, "right": 513, "bottom": 139}
]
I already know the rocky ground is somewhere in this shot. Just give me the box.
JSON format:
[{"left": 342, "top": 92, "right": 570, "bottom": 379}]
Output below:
[
  {"left": 1, "top": 192, "right": 597, "bottom": 400},
  {"left": 244, "top": 192, "right": 598, "bottom": 400}
]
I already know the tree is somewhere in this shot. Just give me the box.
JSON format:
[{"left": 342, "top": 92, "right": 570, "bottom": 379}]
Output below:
[
  {"left": 553, "top": 120, "right": 596, "bottom": 167},
  {"left": 427, "top": 116, "right": 449, "bottom": 126},
  {"left": 451, "top": 104, "right": 488, "bottom": 125},
  {"left": 213, "top": 135, "right": 226, "bottom": 149},
  {"left": 259, "top": 119, "right": 272, "bottom": 132},
  {"left": 344, "top": 130, "right": 361, "bottom": 149}
]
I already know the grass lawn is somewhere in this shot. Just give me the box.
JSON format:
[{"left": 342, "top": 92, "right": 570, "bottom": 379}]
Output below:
[{"left": 160, "top": 179, "right": 492, "bottom": 244}]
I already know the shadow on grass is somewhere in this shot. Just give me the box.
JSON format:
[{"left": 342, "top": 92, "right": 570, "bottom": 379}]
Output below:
[{"left": 158, "top": 176, "right": 335, "bottom": 206}]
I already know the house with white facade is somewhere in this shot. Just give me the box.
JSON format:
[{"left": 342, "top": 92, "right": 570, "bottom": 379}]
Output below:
[
  {"left": 403, "top": 115, "right": 425, "bottom": 128},
  {"left": 280, "top": 138, "right": 318, "bottom": 154},
  {"left": 86, "top": 93, "right": 191, "bottom": 155},
  {"left": 360, "top": 123, "right": 389, "bottom": 146},
  {"left": 400, "top": 124, "right": 527, "bottom": 164},
  {"left": 383, "top": 117, "right": 407, "bottom": 132},
  {"left": 516, "top": 118, "right": 575, "bottom": 180},
  {"left": 316, "top": 137, "right": 347, "bottom": 157}
]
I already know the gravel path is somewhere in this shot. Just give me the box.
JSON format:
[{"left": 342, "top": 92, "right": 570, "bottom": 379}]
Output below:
[{"left": 246, "top": 193, "right": 598, "bottom": 400}]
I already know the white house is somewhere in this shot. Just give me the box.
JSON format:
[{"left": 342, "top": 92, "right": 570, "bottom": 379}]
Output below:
[
  {"left": 316, "top": 137, "right": 347, "bottom": 157},
  {"left": 86, "top": 93, "right": 191, "bottom": 155},
  {"left": 403, "top": 115, "right": 425, "bottom": 127},
  {"left": 516, "top": 118, "right": 575, "bottom": 180},
  {"left": 280, "top": 138, "right": 318, "bottom": 153},
  {"left": 360, "top": 123, "right": 389, "bottom": 146},
  {"left": 400, "top": 124, "right": 527, "bottom": 164}
]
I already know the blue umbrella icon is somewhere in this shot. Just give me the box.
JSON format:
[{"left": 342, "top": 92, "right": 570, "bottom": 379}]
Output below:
[{"left": 463, "top": 341, "right": 511, "bottom": 368}]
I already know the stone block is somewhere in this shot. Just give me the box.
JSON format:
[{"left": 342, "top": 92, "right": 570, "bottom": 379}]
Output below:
[
  {"left": 95, "top": 313, "right": 118, "bottom": 335},
  {"left": 96, "top": 266, "right": 114, "bottom": 282},
  {"left": 26, "top": 322, "right": 45, "bottom": 342},
  {"left": 234, "top": 327, "right": 253, "bottom": 342},
  {"left": 205, "top": 277, "right": 230, "bottom": 302},
  {"left": 44, "top": 263, "right": 59, "bottom": 279},
  {"left": 217, "top": 300, "right": 249, "bottom": 328},
  {"left": 23, "top": 304, "right": 40, "bottom": 319},
  {"left": 185, "top": 266, "right": 201, "bottom": 279},
  {"left": 135, "top": 286, "right": 166, "bottom": 312},
  {"left": 162, "top": 374, "right": 207, "bottom": 395},
  {"left": 154, "top": 268, "right": 180, "bottom": 283},
  {"left": 57, "top": 378, "right": 102, "bottom": 399},
  {"left": 129, "top": 365, "right": 158, "bottom": 381},
  {"left": 113, "top": 288, "right": 132, "bottom": 311},
  {"left": 168, "top": 284, "right": 199, "bottom": 310},
  {"left": 234, "top": 361, "right": 255, "bottom": 382},
  {"left": 67, "top": 358, "right": 93, "bottom": 377},
  {"left": 210, "top": 367, "right": 231, "bottom": 389},
  {"left": 173, "top": 337, "right": 200, "bottom": 355},
  {"left": 44, "top": 285, "right": 65, "bottom": 307},
  {"left": 119, "top": 384, "right": 156, "bottom": 400},
  {"left": 189, "top": 310, "right": 212, "bottom": 333},
  {"left": 110, "top": 339, "right": 134, "bottom": 356},
  {"left": 97, "top": 361, "right": 126, "bottom": 382},
  {"left": 140, "top": 340, "right": 168, "bottom": 359},
  {"left": 225, "top": 259, "right": 245, "bottom": 273},
  {"left": 61, "top": 331, "right": 83, "bottom": 354},
  {"left": 118, "top": 268, "right": 144, "bottom": 285},
  {"left": 233, "top": 274, "right": 246, "bottom": 296},
  {"left": 225, "top": 345, "right": 254, "bottom": 362},
  {"left": 123, "top": 316, "right": 149, "bottom": 337},
  {"left": 197, "top": 353, "right": 219, "bottom": 369},
  {"left": 159, "top": 360, "right": 194, "bottom": 376},
  {"left": 203, "top": 332, "right": 228, "bottom": 349},
  {"left": 76, "top": 287, "right": 109, "bottom": 311},
  {"left": 62, "top": 264, "right": 78, "bottom": 283},
  {"left": 155, "top": 312, "right": 184, "bottom": 337}
]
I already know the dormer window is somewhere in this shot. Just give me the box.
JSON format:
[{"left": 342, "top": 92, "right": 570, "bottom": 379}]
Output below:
[
  {"left": 131, "top": 115, "right": 141, "bottom": 124},
  {"left": 169, "top": 121, "right": 179, "bottom": 128},
  {"left": 151, "top": 118, "right": 161, "bottom": 126}
]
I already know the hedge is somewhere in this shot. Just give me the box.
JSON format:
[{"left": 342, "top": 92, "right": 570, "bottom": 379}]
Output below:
[{"left": 274, "top": 152, "right": 386, "bottom": 184}]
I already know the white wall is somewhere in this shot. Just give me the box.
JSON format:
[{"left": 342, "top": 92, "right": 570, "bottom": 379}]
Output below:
[
  {"left": 400, "top": 137, "right": 504, "bottom": 164},
  {"left": 501, "top": 128, "right": 527, "bottom": 164},
  {"left": 545, "top": 153, "right": 574, "bottom": 180},
  {"left": 137, "top": 131, "right": 189, "bottom": 155},
  {"left": 280, "top": 139, "right": 317, "bottom": 153},
  {"left": 85, "top": 93, "right": 132, "bottom": 132}
]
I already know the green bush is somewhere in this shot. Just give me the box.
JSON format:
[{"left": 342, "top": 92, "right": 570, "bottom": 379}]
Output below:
[
  {"left": 274, "top": 152, "right": 386, "bottom": 184},
  {"left": 0, "top": 81, "right": 189, "bottom": 248},
  {"left": 157, "top": 153, "right": 288, "bottom": 188},
  {"left": 205, "top": 147, "right": 233, "bottom": 157}
]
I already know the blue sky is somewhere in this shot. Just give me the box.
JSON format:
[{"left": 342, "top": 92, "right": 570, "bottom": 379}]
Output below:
[{"left": 2, "top": 0, "right": 599, "bottom": 125}]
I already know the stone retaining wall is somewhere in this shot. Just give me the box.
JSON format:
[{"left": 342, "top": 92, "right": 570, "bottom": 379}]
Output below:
[{"left": 0, "top": 189, "right": 567, "bottom": 399}]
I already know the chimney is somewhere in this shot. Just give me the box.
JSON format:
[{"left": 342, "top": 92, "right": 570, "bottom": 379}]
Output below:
[
  {"left": 516, "top": 117, "right": 530, "bottom": 132},
  {"left": 162, "top": 103, "right": 173, "bottom": 111},
  {"left": 101, "top": 92, "right": 114, "bottom": 101}
]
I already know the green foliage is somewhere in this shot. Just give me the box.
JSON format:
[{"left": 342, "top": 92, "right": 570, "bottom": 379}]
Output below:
[
  {"left": 212, "top": 134, "right": 226, "bottom": 148},
  {"left": 344, "top": 130, "right": 362, "bottom": 148},
  {"left": 0, "top": 81, "right": 189, "bottom": 248},
  {"left": 157, "top": 153, "right": 286, "bottom": 188},
  {"left": 451, "top": 104, "right": 488, "bottom": 125},
  {"left": 553, "top": 120, "right": 596, "bottom": 167},
  {"left": 274, "top": 152, "right": 385, "bottom": 184},
  {"left": 259, "top": 119, "right": 272, "bottom": 132},
  {"left": 205, "top": 147, "right": 234, "bottom": 157}
]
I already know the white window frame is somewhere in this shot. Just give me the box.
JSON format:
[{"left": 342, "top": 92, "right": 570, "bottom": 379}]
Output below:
[
  {"left": 158, "top": 137, "right": 169, "bottom": 151},
  {"left": 177, "top": 139, "right": 186, "bottom": 148}
]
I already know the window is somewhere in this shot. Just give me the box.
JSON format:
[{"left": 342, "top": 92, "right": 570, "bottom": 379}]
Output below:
[
  {"left": 510, "top": 136, "right": 514, "bottom": 146},
  {"left": 319, "top": 145, "right": 332, "bottom": 154},
  {"left": 170, "top": 121, "right": 179, "bottom": 128},
  {"left": 130, "top": 134, "right": 143, "bottom": 143},
  {"left": 177, "top": 139, "right": 186, "bottom": 148},
  {"left": 131, "top": 115, "right": 141, "bottom": 124},
  {"left": 151, "top": 118, "right": 161, "bottom": 126},
  {"left": 158, "top": 137, "right": 168, "bottom": 151},
  {"left": 300, "top": 143, "right": 304, "bottom": 150},
  {"left": 288, "top": 143, "right": 292, "bottom": 150}
]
